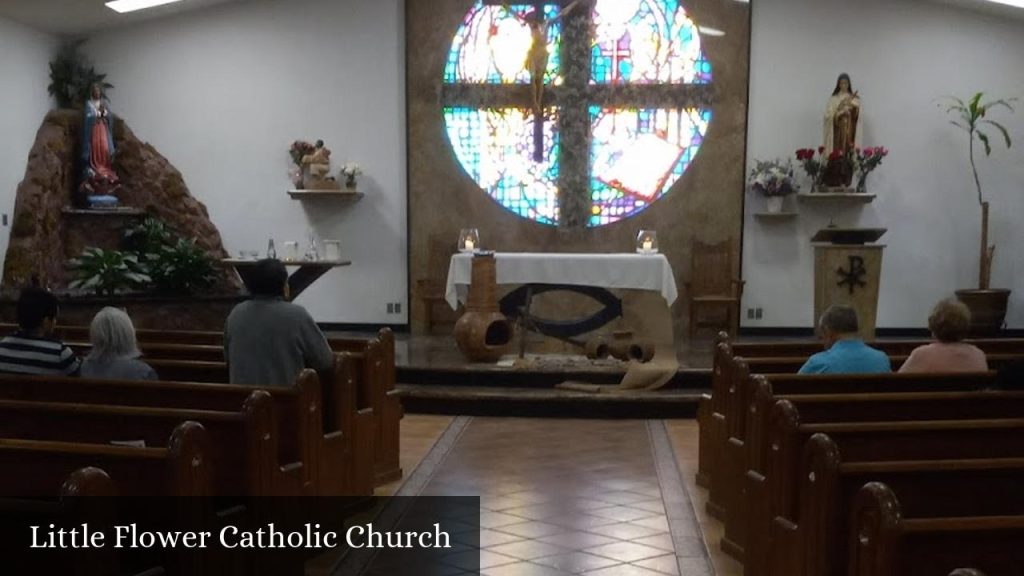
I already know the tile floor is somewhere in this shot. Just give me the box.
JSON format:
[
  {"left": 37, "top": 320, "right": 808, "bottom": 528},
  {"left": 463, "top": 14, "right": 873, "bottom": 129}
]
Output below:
[
  {"left": 409, "top": 418, "right": 713, "bottom": 576},
  {"left": 331, "top": 414, "right": 735, "bottom": 576}
]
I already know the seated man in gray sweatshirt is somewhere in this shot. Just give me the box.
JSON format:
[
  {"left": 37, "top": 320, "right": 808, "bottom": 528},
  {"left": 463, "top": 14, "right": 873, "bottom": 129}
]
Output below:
[{"left": 224, "top": 259, "right": 334, "bottom": 386}]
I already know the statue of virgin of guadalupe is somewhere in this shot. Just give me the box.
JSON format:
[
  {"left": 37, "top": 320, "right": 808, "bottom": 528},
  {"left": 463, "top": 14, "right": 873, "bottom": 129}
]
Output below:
[
  {"left": 78, "top": 83, "right": 122, "bottom": 207},
  {"left": 822, "top": 73, "right": 861, "bottom": 188}
]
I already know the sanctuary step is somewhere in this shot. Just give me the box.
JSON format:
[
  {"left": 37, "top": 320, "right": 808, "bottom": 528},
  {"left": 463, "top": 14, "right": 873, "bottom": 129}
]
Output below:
[{"left": 396, "top": 384, "right": 706, "bottom": 419}]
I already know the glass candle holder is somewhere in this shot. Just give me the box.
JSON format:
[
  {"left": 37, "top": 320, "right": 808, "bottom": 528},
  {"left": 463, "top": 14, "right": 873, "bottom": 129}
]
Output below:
[
  {"left": 322, "top": 240, "right": 341, "bottom": 262},
  {"left": 636, "top": 230, "right": 659, "bottom": 254},
  {"left": 458, "top": 228, "right": 480, "bottom": 253},
  {"left": 283, "top": 241, "right": 299, "bottom": 262}
]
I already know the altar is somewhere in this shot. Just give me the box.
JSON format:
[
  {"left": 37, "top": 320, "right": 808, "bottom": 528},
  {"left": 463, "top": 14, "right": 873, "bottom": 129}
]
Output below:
[
  {"left": 446, "top": 252, "right": 680, "bottom": 390},
  {"left": 222, "top": 259, "right": 351, "bottom": 299}
]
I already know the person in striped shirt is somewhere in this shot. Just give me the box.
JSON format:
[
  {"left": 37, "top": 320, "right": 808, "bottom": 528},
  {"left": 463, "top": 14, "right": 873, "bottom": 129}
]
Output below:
[{"left": 0, "top": 287, "right": 80, "bottom": 376}]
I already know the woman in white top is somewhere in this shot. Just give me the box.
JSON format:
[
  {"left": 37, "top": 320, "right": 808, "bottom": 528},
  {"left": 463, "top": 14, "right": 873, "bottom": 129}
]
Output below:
[
  {"left": 899, "top": 298, "right": 987, "bottom": 373},
  {"left": 80, "top": 307, "right": 158, "bottom": 381}
]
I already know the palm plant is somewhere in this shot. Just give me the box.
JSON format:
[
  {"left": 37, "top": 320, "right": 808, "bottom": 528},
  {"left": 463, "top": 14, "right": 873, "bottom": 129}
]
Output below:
[
  {"left": 47, "top": 41, "right": 114, "bottom": 109},
  {"left": 942, "top": 92, "right": 1016, "bottom": 289}
]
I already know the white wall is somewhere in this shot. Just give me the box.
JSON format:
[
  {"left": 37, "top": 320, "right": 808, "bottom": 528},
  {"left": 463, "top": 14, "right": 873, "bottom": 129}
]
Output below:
[
  {"left": 0, "top": 16, "right": 56, "bottom": 275},
  {"left": 744, "top": 0, "right": 1024, "bottom": 329},
  {"left": 84, "top": 0, "right": 407, "bottom": 324}
]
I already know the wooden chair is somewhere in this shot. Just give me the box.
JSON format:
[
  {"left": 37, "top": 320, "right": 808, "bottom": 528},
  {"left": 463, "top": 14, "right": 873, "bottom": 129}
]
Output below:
[
  {"left": 685, "top": 239, "right": 744, "bottom": 340},
  {"left": 413, "top": 233, "right": 458, "bottom": 333}
]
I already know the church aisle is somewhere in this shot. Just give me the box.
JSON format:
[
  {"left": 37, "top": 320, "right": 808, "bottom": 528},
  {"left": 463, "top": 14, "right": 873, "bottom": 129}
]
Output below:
[{"left": 411, "top": 418, "right": 713, "bottom": 576}]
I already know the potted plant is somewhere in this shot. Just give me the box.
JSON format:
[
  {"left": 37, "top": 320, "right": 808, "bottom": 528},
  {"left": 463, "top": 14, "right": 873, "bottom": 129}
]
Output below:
[
  {"left": 749, "top": 158, "right": 797, "bottom": 213},
  {"left": 69, "top": 247, "right": 151, "bottom": 296},
  {"left": 942, "top": 92, "right": 1016, "bottom": 334}
]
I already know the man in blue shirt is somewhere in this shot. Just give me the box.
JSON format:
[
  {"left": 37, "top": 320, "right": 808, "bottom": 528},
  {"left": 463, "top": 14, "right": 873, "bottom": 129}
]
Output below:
[{"left": 798, "top": 305, "right": 891, "bottom": 374}]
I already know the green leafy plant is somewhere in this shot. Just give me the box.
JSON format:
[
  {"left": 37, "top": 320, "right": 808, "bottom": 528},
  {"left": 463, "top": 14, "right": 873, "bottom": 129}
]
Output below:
[
  {"left": 47, "top": 41, "right": 114, "bottom": 109},
  {"left": 69, "top": 247, "right": 151, "bottom": 295},
  {"left": 147, "top": 238, "right": 217, "bottom": 295},
  {"left": 122, "top": 217, "right": 173, "bottom": 256},
  {"left": 942, "top": 92, "right": 1016, "bottom": 289}
]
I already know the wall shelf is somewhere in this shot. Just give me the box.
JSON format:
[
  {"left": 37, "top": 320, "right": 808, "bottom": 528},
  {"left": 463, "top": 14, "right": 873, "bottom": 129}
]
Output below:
[
  {"left": 797, "top": 192, "right": 875, "bottom": 203},
  {"left": 753, "top": 212, "right": 798, "bottom": 220},
  {"left": 287, "top": 189, "right": 364, "bottom": 202},
  {"left": 61, "top": 207, "right": 147, "bottom": 217}
]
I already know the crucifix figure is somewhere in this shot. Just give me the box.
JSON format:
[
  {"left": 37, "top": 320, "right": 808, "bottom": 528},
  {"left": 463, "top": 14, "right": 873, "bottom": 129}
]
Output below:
[
  {"left": 448, "top": 0, "right": 714, "bottom": 228},
  {"left": 503, "top": 0, "right": 583, "bottom": 161}
]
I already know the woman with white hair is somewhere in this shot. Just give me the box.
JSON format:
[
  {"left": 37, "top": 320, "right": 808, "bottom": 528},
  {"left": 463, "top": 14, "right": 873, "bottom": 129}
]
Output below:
[{"left": 80, "top": 307, "right": 157, "bottom": 380}]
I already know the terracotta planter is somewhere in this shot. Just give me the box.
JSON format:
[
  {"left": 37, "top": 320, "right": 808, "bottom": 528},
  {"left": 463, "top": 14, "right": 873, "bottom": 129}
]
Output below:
[
  {"left": 955, "top": 289, "right": 1011, "bottom": 336},
  {"left": 585, "top": 336, "right": 610, "bottom": 359},
  {"left": 454, "top": 254, "right": 511, "bottom": 362},
  {"left": 606, "top": 330, "right": 655, "bottom": 363}
]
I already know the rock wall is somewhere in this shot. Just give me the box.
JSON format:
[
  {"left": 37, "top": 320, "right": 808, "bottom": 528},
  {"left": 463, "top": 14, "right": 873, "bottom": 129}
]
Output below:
[{"left": 2, "top": 109, "right": 241, "bottom": 294}]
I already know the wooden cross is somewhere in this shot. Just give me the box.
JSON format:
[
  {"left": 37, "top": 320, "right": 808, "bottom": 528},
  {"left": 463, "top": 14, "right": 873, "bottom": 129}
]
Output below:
[{"left": 446, "top": 0, "right": 714, "bottom": 228}]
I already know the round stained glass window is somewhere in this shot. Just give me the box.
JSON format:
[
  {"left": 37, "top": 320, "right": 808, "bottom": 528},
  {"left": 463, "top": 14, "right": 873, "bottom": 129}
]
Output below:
[{"left": 442, "top": 0, "right": 713, "bottom": 227}]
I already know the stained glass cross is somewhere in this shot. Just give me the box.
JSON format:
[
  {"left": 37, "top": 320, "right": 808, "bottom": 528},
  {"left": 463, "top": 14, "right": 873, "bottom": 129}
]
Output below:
[{"left": 442, "top": 0, "right": 714, "bottom": 228}]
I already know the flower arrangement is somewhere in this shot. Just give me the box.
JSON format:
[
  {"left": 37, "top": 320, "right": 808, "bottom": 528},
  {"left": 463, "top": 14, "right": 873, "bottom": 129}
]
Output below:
[
  {"left": 288, "top": 140, "right": 315, "bottom": 188},
  {"left": 289, "top": 140, "right": 315, "bottom": 167},
  {"left": 795, "top": 147, "right": 827, "bottom": 192},
  {"left": 748, "top": 159, "right": 797, "bottom": 197},
  {"left": 852, "top": 146, "right": 889, "bottom": 192},
  {"left": 341, "top": 162, "right": 362, "bottom": 189}
]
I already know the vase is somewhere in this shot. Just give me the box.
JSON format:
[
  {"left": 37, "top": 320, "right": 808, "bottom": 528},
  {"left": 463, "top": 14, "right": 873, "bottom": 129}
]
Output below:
[
  {"left": 766, "top": 196, "right": 784, "bottom": 214},
  {"left": 345, "top": 176, "right": 357, "bottom": 191},
  {"left": 855, "top": 173, "right": 868, "bottom": 193}
]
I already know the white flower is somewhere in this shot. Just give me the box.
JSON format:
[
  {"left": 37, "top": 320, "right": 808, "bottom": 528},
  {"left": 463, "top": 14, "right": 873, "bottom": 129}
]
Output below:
[{"left": 342, "top": 162, "right": 362, "bottom": 176}]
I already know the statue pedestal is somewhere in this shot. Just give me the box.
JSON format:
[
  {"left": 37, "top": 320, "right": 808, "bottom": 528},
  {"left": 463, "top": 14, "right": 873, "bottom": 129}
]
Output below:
[{"left": 811, "top": 228, "right": 887, "bottom": 340}]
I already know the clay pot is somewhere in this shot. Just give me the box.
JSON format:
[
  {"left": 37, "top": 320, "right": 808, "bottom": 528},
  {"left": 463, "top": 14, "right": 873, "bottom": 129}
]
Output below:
[
  {"left": 454, "top": 254, "right": 512, "bottom": 362},
  {"left": 605, "top": 330, "right": 654, "bottom": 363},
  {"left": 585, "top": 337, "right": 609, "bottom": 359}
]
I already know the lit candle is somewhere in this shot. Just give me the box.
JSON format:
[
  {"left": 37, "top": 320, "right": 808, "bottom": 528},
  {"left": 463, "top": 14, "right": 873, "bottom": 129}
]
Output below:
[
  {"left": 465, "top": 239, "right": 475, "bottom": 251},
  {"left": 642, "top": 239, "right": 653, "bottom": 252}
]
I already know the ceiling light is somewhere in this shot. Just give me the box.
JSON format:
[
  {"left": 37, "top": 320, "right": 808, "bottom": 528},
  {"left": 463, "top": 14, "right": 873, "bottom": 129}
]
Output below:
[
  {"left": 105, "top": 0, "right": 185, "bottom": 14},
  {"left": 698, "top": 26, "right": 726, "bottom": 37},
  {"left": 984, "top": 0, "right": 1024, "bottom": 7}
]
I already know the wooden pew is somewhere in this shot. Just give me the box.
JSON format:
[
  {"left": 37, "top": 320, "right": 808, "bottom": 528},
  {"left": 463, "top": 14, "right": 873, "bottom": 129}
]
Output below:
[
  {"left": 326, "top": 352, "right": 375, "bottom": 496},
  {"left": 0, "top": 393, "right": 302, "bottom": 497},
  {"left": 141, "top": 355, "right": 376, "bottom": 495},
  {"left": 850, "top": 483, "right": 1024, "bottom": 576},
  {"left": 703, "top": 330, "right": 1022, "bottom": 457},
  {"left": 0, "top": 467, "right": 121, "bottom": 576},
  {"left": 730, "top": 383, "right": 1017, "bottom": 564},
  {"left": 0, "top": 424, "right": 253, "bottom": 576},
  {"left": 0, "top": 367, "right": 372, "bottom": 496},
  {"left": 329, "top": 329, "right": 403, "bottom": 485},
  {"left": 68, "top": 341, "right": 225, "bottom": 362},
  {"left": 0, "top": 321, "right": 401, "bottom": 487},
  {"left": 729, "top": 338, "right": 1024, "bottom": 358},
  {"left": 790, "top": 434, "right": 1024, "bottom": 576},
  {"left": 143, "top": 340, "right": 397, "bottom": 488},
  {"left": 750, "top": 413, "right": 1024, "bottom": 576},
  {"left": 710, "top": 369, "right": 995, "bottom": 546},
  {"left": 703, "top": 347, "right": 1021, "bottom": 517},
  {"left": 0, "top": 421, "right": 212, "bottom": 497}
]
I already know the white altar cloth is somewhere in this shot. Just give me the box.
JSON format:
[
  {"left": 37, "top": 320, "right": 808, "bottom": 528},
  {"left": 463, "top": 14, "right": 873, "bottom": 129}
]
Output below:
[{"left": 445, "top": 252, "right": 678, "bottom": 310}]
